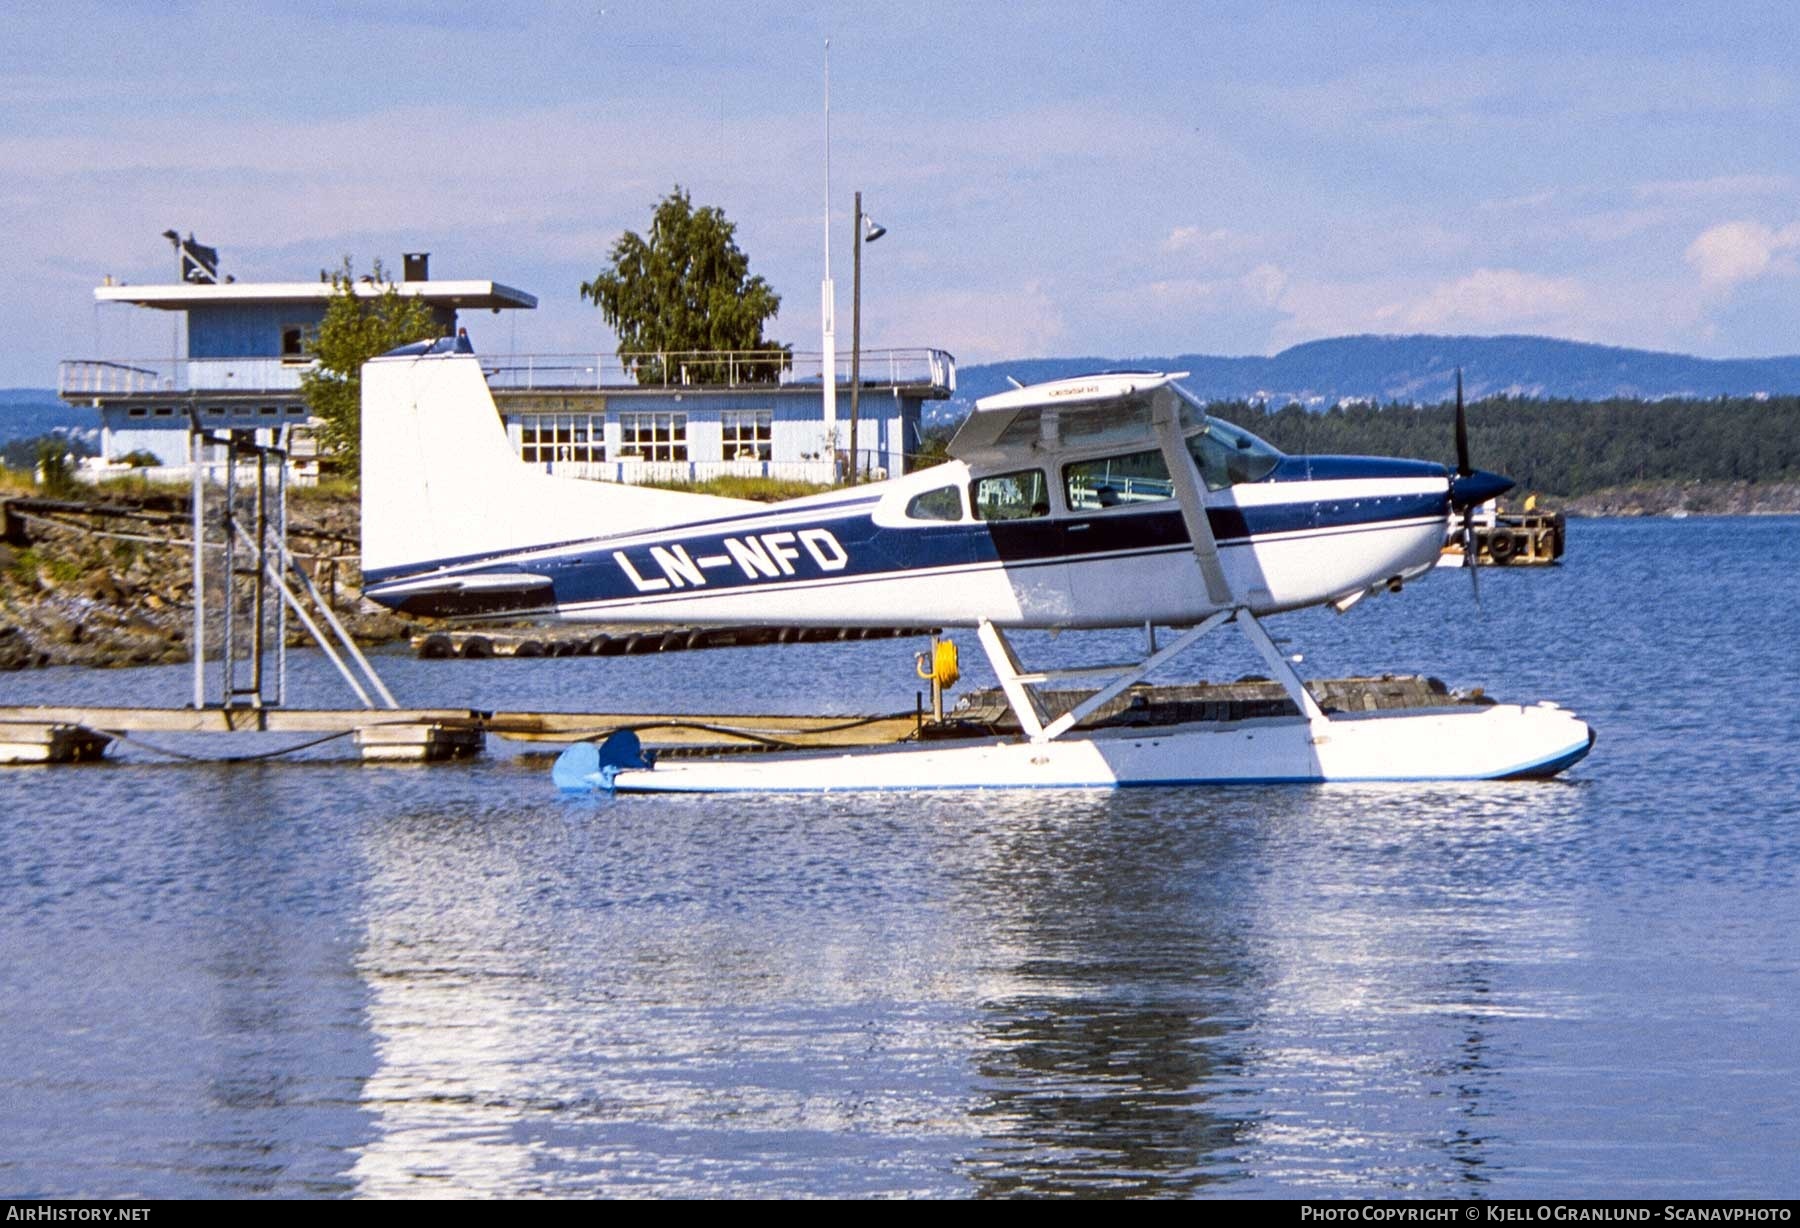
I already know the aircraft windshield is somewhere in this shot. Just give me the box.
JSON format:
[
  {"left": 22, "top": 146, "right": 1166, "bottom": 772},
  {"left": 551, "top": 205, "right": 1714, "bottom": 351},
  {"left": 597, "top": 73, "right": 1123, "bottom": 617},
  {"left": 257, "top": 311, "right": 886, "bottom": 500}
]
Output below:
[{"left": 1188, "top": 419, "right": 1282, "bottom": 490}]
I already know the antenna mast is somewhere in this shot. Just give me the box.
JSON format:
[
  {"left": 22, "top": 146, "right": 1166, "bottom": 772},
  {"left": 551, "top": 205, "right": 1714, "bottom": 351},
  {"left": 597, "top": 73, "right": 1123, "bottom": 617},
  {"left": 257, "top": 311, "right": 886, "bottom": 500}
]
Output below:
[{"left": 820, "top": 37, "right": 838, "bottom": 471}]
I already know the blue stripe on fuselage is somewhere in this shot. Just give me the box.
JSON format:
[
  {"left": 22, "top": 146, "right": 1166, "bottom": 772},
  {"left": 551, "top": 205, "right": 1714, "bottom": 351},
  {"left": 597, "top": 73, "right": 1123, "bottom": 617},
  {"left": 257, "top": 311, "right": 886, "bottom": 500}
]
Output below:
[
  {"left": 365, "top": 464, "right": 1450, "bottom": 613},
  {"left": 1267, "top": 455, "right": 1449, "bottom": 483}
]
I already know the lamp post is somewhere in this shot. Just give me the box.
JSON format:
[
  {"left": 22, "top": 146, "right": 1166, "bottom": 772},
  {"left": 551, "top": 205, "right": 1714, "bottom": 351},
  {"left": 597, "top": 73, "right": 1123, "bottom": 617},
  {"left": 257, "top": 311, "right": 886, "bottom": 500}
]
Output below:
[{"left": 848, "top": 190, "right": 885, "bottom": 485}]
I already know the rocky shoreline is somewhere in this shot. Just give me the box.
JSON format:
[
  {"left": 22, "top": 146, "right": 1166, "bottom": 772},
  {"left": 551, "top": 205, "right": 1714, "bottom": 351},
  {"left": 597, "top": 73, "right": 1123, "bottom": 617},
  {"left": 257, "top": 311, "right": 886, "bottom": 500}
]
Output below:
[
  {"left": 1557, "top": 479, "right": 1800, "bottom": 518},
  {"left": 0, "top": 488, "right": 416, "bottom": 672},
  {"left": 4, "top": 477, "right": 1798, "bottom": 672}
]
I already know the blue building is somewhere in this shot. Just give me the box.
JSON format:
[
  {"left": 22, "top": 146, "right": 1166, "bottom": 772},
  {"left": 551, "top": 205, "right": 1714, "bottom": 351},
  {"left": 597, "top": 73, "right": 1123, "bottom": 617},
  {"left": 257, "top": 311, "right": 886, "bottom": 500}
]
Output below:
[{"left": 60, "top": 244, "right": 954, "bottom": 485}]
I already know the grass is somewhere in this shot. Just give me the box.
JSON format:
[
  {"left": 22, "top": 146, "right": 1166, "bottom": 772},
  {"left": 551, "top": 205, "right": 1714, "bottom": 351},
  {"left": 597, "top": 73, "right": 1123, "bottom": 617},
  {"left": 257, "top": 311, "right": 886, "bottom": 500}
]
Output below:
[
  {"left": 0, "top": 465, "right": 838, "bottom": 509},
  {"left": 90, "top": 472, "right": 193, "bottom": 499},
  {"left": 291, "top": 474, "right": 361, "bottom": 505},
  {"left": 639, "top": 475, "right": 838, "bottom": 502},
  {"left": 6, "top": 546, "right": 85, "bottom": 586}
]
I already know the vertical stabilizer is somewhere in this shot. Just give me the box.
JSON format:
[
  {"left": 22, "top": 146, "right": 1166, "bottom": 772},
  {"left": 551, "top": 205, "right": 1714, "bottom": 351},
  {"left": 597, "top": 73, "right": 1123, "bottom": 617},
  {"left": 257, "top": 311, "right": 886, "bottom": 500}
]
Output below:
[{"left": 359, "top": 350, "right": 757, "bottom": 576}]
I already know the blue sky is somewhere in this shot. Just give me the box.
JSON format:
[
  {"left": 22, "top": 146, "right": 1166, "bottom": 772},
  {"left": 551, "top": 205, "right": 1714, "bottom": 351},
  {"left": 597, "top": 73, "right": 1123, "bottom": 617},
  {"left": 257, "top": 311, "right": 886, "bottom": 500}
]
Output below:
[{"left": 6, "top": 1, "right": 1800, "bottom": 386}]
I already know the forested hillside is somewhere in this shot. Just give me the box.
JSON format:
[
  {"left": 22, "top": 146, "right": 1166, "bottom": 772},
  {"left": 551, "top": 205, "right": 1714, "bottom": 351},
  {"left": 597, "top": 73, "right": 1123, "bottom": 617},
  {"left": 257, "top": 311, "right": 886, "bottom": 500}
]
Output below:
[{"left": 1212, "top": 396, "right": 1800, "bottom": 497}]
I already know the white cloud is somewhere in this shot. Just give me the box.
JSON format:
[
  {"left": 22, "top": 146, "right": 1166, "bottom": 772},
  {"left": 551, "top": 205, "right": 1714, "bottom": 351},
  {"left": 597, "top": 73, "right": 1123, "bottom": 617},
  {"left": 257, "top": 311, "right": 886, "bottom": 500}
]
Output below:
[
  {"left": 1684, "top": 220, "right": 1800, "bottom": 288},
  {"left": 1265, "top": 265, "right": 1716, "bottom": 357},
  {"left": 1162, "top": 226, "right": 1240, "bottom": 255},
  {"left": 1635, "top": 174, "right": 1796, "bottom": 202},
  {"left": 1480, "top": 189, "right": 1557, "bottom": 212},
  {"left": 1399, "top": 268, "right": 1588, "bottom": 331},
  {"left": 872, "top": 284, "right": 1068, "bottom": 364},
  {"left": 1240, "top": 263, "right": 1288, "bottom": 308}
]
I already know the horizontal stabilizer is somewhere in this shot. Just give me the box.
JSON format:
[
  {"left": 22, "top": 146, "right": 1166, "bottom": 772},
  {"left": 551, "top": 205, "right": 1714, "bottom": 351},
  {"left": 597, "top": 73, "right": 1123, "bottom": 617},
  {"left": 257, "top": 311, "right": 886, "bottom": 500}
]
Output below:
[{"left": 362, "top": 571, "right": 554, "bottom": 601}]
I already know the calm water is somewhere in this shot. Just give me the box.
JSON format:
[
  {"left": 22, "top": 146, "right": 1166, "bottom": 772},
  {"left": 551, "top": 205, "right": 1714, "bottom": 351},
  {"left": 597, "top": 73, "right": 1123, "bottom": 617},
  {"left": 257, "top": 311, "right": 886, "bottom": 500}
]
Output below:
[{"left": 1, "top": 517, "right": 1796, "bottom": 1198}]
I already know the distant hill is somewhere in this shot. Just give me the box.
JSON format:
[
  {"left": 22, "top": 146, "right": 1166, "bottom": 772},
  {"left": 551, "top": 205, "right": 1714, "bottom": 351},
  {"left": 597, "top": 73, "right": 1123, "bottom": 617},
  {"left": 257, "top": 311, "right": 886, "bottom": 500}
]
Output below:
[
  {"left": 939, "top": 334, "right": 1800, "bottom": 423},
  {"left": 0, "top": 389, "right": 91, "bottom": 446}
]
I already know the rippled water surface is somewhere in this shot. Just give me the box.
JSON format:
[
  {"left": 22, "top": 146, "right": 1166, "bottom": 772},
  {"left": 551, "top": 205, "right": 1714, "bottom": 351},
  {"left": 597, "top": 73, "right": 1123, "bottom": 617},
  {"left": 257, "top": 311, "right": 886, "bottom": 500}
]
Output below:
[{"left": 2, "top": 518, "right": 1796, "bottom": 1197}]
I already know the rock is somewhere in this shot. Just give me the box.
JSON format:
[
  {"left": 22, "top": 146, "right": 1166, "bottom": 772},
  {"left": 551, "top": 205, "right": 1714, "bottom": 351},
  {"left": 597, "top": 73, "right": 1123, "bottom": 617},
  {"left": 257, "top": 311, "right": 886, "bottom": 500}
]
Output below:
[{"left": 0, "top": 625, "right": 40, "bottom": 670}]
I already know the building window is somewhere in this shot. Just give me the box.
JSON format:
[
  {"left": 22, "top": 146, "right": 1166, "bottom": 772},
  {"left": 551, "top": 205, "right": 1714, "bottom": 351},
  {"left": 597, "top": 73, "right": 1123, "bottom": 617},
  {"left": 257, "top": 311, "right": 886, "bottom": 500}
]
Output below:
[
  {"left": 518, "top": 414, "right": 605, "bottom": 464},
  {"left": 617, "top": 412, "right": 687, "bottom": 463},
  {"left": 720, "top": 409, "right": 773, "bottom": 461},
  {"left": 280, "top": 324, "right": 315, "bottom": 360}
]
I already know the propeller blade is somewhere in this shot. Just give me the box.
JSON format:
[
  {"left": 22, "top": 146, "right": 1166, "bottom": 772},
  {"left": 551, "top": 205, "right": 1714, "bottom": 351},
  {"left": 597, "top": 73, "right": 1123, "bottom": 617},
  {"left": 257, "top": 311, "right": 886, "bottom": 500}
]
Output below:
[
  {"left": 1454, "top": 368, "right": 1471, "bottom": 477},
  {"left": 1464, "top": 505, "right": 1482, "bottom": 611},
  {"left": 1452, "top": 368, "right": 1483, "bottom": 611}
]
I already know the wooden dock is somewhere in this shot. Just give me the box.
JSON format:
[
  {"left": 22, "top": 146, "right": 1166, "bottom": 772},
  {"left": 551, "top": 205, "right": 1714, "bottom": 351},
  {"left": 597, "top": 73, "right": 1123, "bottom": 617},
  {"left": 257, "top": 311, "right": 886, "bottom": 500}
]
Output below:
[
  {"left": 0, "top": 675, "right": 1485, "bottom": 766},
  {"left": 0, "top": 704, "right": 926, "bottom": 764}
]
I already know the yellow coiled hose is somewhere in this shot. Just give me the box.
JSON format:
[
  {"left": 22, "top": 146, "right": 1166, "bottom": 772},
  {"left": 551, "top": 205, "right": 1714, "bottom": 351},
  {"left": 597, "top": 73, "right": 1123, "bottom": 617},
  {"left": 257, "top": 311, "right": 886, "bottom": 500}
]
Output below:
[{"left": 915, "top": 639, "right": 960, "bottom": 690}]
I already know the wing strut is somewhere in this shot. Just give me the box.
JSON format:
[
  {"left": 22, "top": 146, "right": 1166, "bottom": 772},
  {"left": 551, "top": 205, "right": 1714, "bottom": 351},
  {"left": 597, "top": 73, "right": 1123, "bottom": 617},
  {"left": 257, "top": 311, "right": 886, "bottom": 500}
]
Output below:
[
  {"left": 976, "top": 612, "right": 1232, "bottom": 745},
  {"left": 973, "top": 607, "right": 1327, "bottom": 745},
  {"left": 1150, "top": 389, "right": 1234, "bottom": 607}
]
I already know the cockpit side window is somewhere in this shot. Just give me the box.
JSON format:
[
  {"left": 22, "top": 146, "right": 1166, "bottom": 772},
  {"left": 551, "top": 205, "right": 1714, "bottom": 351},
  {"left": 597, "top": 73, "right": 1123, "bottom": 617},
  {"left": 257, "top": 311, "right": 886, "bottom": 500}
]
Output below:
[
  {"left": 1063, "top": 448, "right": 1174, "bottom": 512},
  {"left": 971, "top": 469, "right": 1051, "bottom": 521},
  {"left": 1186, "top": 419, "right": 1282, "bottom": 491},
  {"left": 905, "top": 485, "right": 964, "bottom": 521}
]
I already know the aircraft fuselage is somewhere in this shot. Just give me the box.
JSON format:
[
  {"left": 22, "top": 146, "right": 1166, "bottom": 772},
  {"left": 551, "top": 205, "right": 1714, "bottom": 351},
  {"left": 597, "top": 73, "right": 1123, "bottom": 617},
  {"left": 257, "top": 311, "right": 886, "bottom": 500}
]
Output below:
[{"left": 363, "top": 450, "right": 1456, "bottom": 629}]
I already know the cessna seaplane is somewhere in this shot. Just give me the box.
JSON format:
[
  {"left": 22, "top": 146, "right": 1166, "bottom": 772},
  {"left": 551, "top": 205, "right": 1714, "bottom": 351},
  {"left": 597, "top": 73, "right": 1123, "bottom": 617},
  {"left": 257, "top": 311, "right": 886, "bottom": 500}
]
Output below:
[{"left": 359, "top": 341, "right": 1594, "bottom": 791}]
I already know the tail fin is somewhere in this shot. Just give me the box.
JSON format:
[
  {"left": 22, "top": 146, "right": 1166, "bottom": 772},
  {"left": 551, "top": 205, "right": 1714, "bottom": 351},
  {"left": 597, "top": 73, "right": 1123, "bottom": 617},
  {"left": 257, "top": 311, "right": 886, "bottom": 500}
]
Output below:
[{"left": 359, "top": 349, "right": 757, "bottom": 577}]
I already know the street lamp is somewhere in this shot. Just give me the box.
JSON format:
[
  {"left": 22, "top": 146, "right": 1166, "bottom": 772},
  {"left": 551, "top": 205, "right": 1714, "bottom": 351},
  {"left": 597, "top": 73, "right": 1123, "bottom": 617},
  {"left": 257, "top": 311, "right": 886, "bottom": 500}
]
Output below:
[{"left": 849, "top": 190, "right": 885, "bottom": 484}]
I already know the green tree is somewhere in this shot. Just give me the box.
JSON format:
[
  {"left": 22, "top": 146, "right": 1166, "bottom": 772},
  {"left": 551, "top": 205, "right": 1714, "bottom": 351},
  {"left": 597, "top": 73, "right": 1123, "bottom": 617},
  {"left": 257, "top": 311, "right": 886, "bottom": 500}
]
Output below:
[
  {"left": 33, "top": 437, "right": 80, "bottom": 496},
  {"left": 300, "top": 258, "right": 446, "bottom": 478},
  {"left": 580, "top": 186, "right": 788, "bottom": 384}
]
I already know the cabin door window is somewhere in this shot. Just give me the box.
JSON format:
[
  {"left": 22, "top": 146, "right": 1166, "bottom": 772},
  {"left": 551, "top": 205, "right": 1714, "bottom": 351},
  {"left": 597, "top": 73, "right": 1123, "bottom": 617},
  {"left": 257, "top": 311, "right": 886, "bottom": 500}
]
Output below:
[
  {"left": 971, "top": 469, "right": 1051, "bottom": 520},
  {"left": 1062, "top": 448, "right": 1175, "bottom": 511}
]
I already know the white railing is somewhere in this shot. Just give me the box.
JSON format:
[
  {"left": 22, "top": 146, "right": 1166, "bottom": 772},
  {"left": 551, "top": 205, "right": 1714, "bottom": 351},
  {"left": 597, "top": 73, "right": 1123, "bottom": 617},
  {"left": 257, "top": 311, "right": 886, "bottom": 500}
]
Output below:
[
  {"left": 59, "top": 357, "right": 314, "bottom": 396},
  {"left": 75, "top": 459, "right": 321, "bottom": 489},
  {"left": 544, "top": 458, "right": 846, "bottom": 485},
  {"left": 59, "top": 347, "right": 956, "bottom": 398},
  {"left": 482, "top": 348, "right": 956, "bottom": 394},
  {"left": 58, "top": 360, "right": 171, "bottom": 395}
]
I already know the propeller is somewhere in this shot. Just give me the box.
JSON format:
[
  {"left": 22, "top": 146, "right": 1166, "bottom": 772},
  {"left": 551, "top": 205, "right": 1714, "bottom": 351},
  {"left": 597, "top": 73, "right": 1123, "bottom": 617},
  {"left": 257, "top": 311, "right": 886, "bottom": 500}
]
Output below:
[{"left": 1448, "top": 369, "right": 1515, "bottom": 607}]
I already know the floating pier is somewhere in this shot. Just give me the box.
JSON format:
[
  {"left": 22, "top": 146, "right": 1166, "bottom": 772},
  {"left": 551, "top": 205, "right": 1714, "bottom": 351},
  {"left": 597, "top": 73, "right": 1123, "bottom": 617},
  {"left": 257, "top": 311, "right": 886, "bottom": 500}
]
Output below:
[
  {"left": 0, "top": 675, "right": 1488, "bottom": 766},
  {"left": 1441, "top": 508, "right": 1567, "bottom": 567},
  {"left": 412, "top": 624, "right": 935, "bottom": 659}
]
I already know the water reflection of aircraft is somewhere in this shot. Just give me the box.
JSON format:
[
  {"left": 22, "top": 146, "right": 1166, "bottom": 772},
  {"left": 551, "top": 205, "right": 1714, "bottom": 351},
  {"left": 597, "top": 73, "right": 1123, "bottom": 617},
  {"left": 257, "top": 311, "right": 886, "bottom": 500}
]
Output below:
[{"left": 359, "top": 345, "right": 1593, "bottom": 791}]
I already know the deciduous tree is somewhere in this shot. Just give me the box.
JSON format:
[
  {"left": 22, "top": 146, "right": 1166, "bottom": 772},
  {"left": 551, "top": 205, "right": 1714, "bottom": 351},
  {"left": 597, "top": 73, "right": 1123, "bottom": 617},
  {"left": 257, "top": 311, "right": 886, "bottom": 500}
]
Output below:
[
  {"left": 581, "top": 187, "right": 787, "bottom": 384},
  {"left": 300, "top": 259, "right": 445, "bottom": 477}
]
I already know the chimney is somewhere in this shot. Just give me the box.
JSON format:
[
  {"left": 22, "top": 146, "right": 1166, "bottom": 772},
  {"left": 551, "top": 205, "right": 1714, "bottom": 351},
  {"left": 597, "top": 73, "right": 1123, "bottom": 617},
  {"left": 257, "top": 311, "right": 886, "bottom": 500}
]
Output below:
[{"left": 403, "top": 252, "right": 429, "bottom": 282}]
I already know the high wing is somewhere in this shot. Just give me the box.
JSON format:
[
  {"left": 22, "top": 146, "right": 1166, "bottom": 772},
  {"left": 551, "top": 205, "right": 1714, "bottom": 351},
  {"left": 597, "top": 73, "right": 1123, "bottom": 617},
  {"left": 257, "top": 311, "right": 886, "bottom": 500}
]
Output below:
[
  {"left": 950, "top": 371, "right": 1233, "bottom": 605},
  {"left": 947, "top": 371, "right": 1194, "bottom": 462}
]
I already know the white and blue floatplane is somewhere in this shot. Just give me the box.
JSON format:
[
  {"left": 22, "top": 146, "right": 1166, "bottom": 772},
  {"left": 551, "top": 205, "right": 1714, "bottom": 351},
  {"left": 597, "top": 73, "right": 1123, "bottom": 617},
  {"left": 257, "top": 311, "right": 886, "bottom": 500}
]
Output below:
[{"left": 359, "top": 344, "right": 1593, "bottom": 791}]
